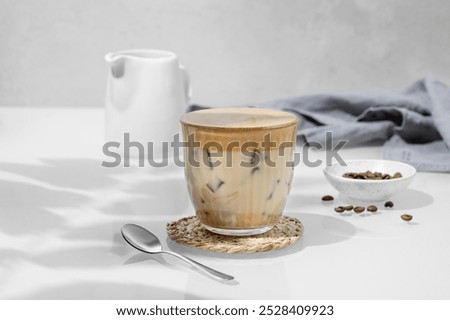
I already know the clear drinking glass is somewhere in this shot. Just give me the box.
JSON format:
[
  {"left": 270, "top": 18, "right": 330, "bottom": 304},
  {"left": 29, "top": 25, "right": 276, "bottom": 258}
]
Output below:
[{"left": 180, "top": 107, "right": 299, "bottom": 236}]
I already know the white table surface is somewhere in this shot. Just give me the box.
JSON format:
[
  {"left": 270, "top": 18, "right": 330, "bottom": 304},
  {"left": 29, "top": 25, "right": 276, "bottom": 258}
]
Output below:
[{"left": 0, "top": 106, "right": 449, "bottom": 300}]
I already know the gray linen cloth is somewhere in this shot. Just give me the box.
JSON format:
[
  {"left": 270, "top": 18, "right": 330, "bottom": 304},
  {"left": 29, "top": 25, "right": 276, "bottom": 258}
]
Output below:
[{"left": 188, "top": 77, "right": 450, "bottom": 172}]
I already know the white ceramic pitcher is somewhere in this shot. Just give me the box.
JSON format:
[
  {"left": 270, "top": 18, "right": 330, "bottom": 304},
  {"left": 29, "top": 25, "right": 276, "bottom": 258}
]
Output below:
[{"left": 105, "top": 49, "right": 191, "bottom": 159}]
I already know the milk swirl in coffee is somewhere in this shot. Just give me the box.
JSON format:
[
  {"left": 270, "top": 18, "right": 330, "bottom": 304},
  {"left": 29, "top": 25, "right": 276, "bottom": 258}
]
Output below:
[{"left": 180, "top": 108, "right": 299, "bottom": 236}]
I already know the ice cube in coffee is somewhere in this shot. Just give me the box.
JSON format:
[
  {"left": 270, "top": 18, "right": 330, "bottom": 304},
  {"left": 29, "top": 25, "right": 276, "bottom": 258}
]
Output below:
[{"left": 180, "top": 108, "right": 299, "bottom": 236}]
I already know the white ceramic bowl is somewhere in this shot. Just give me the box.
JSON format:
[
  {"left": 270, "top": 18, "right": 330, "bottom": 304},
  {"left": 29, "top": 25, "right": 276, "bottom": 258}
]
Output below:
[{"left": 323, "top": 159, "right": 416, "bottom": 201}]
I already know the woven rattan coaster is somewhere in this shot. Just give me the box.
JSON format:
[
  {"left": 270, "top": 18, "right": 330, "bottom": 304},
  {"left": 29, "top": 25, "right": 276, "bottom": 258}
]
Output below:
[{"left": 167, "top": 215, "right": 303, "bottom": 254}]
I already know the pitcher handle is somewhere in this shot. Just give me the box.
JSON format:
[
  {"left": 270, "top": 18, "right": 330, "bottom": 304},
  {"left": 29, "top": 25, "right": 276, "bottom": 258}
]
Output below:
[{"left": 179, "top": 64, "right": 192, "bottom": 104}]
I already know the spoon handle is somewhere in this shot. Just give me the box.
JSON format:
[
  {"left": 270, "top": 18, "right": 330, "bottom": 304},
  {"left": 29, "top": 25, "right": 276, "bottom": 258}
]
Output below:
[{"left": 161, "top": 250, "right": 234, "bottom": 281}]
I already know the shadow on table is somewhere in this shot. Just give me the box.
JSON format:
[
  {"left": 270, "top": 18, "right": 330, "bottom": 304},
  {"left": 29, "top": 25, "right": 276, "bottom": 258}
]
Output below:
[
  {"left": 0, "top": 159, "right": 110, "bottom": 238},
  {"left": 0, "top": 179, "right": 86, "bottom": 236},
  {"left": 337, "top": 188, "right": 434, "bottom": 210},
  {"left": 0, "top": 245, "right": 123, "bottom": 269},
  {"left": 0, "top": 159, "right": 115, "bottom": 190},
  {"left": 296, "top": 212, "right": 357, "bottom": 246},
  {"left": 0, "top": 219, "right": 141, "bottom": 269},
  {"left": 0, "top": 158, "right": 190, "bottom": 219},
  {"left": 0, "top": 158, "right": 189, "bottom": 277},
  {"left": 9, "top": 282, "right": 203, "bottom": 299},
  {"left": 103, "top": 175, "right": 190, "bottom": 216}
]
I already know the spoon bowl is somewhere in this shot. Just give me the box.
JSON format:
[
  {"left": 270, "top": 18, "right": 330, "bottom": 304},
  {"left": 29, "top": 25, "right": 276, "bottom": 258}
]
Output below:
[{"left": 121, "top": 224, "right": 164, "bottom": 253}]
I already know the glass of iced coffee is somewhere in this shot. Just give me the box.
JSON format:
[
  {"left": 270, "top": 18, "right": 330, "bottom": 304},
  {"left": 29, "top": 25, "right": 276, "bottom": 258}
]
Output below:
[{"left": 180, "top": 108, "right": 299, "bottom": 236}]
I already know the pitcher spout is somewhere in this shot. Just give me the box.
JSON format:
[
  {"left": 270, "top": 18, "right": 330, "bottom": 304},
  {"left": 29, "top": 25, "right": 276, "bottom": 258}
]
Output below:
[{"left": 105, "top": 52, "right": 125, "bottom": 78}]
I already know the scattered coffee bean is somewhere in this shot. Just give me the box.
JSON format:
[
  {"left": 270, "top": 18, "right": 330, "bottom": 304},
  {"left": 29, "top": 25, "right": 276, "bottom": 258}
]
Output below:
[
  {"left": 384, "top": 201, "right": 394, "bottom": 208},
  {"left": 322, "top": 195, "right": 334, "bottom": 201},
  {"left": 401, "top": 214, "right": 413, "bottom": 222},
  {"left": 367, "top": 205, "right": 378, "bottom": 212},
  {"left": 334, "top": 206, "right": 345, "bottom": 213},
  {"left": 343, "top": 171, "right": 402, "bottom": 180},
  {"left": 354, "top": 206, "right": 365, "bottom": 213},
  {"left": 344, "top": 205, "right": 354, "bottom": 211}
]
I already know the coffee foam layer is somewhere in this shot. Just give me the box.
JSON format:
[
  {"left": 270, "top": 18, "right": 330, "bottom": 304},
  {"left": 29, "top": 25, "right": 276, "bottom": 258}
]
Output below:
[
  {"left": 181, "top": 108, "right": 300, "bottom": 147},
  {"left": 180, "top": 107, "right": 299, "bottom": 129}
]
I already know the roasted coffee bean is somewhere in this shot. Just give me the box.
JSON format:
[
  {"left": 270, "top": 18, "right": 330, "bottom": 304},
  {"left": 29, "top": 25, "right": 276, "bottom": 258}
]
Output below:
[
  {"left": 354, "top": 206, "right": 365, "bottom": 213},
  {"left": 344, "top": 205, "right": 354, "bottom": 211},
  {"left": 393, "top": 172, "right": 403, "bottom": 179},
  {"left": 343, "top": 171, "right": 402, "bottom": 180},
  {"left": 322, "top": 195, "right": 334, "bottom": 201},
  {"left": 401, "top": 214, "right": 413, "bottom": 221},
  {"left": 334, "top": 206, "right": 345, "bottom": 213},
  {"left": 384, "top": 201, "right": 394, "bottom": 208},
  {"left": 367, "top": 205, "right": 378, "bottom": 212},
  {"left": 343, "top": 172, "right": 356, "bottom": 178}
]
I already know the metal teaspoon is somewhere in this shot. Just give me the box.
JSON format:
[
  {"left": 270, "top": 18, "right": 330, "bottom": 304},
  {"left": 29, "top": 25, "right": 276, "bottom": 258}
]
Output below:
[{"left": 121, "top": 224, "right": 234, "bottom": 281}]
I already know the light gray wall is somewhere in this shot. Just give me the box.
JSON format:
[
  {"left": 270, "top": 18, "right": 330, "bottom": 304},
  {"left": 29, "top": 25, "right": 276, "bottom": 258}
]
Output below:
[{"left": 1, "top": 0, "right": 450, "bottom": 107}]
